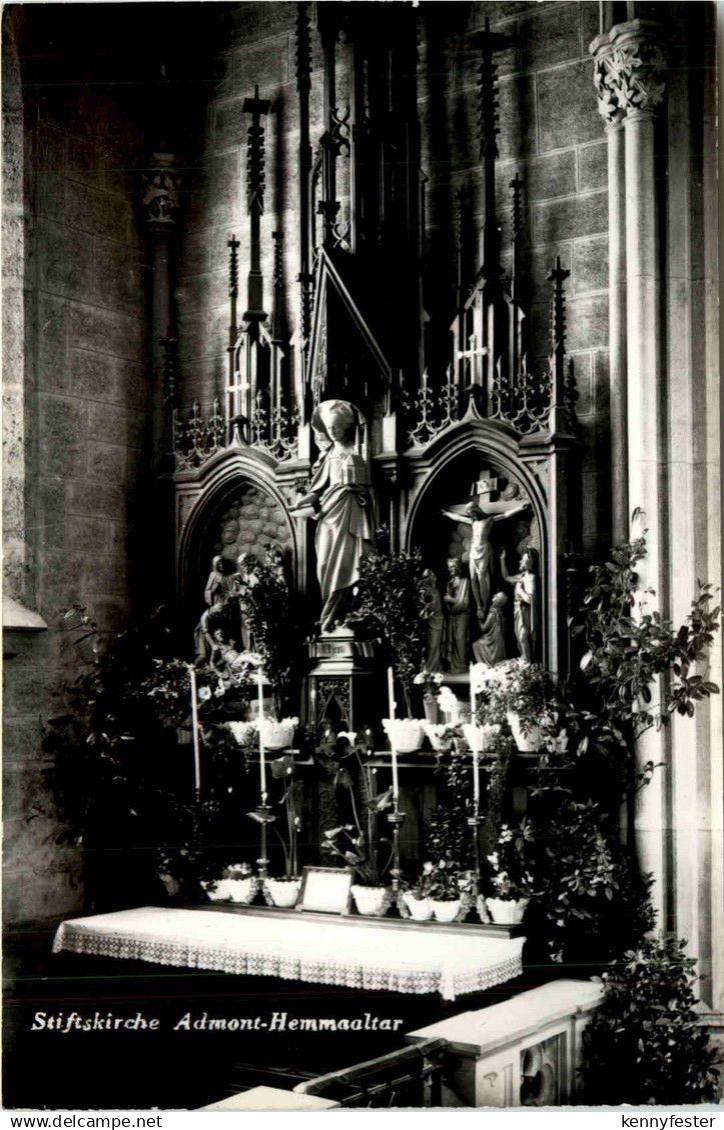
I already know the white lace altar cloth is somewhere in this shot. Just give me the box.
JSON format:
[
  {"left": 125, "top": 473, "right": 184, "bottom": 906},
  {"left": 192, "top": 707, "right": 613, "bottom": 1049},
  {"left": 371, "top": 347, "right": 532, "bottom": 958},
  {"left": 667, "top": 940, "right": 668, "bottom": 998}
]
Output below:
[{"left": 53, "top": 907, "right": 525, "bottom": 1001}]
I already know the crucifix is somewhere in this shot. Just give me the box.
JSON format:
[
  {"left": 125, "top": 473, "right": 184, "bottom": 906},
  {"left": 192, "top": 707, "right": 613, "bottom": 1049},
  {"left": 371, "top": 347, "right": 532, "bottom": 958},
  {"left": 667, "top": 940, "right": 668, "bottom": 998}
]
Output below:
[
  {"left": 441, "top": 469, "right": 530, "bottom": 621},
  {"left": 457, "top": 331, "right": 487, "bottom": 389}
]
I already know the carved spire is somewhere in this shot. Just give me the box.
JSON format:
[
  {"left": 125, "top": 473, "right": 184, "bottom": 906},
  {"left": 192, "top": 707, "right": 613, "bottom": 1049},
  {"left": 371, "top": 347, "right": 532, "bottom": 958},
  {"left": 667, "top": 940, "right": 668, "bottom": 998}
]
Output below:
[
  {"left": 471, "top": 20, "right": 508, "bottom": 281},
  {"left": 295, "top": 1, "right": 311, "bottom": 94},
  {"left": 242, "top": 86, "right": 271, "bottom": 320},
  {"left": 547, "top": 256, "right": 571, "bottom": 431},
  {"left": 271, "top": 230, "right": 285, "bottom": 342}
]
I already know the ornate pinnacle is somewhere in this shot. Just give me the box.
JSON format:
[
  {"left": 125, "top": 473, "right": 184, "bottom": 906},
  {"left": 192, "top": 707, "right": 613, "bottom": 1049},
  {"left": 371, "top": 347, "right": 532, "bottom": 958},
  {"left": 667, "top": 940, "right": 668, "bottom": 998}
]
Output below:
[
  {"left": 510, "top": 174, "right": 524, "bottom": 243},
  {"left": 243, "top": 85, "right": 271, "bottom": 216},
  {"left": 228, "top": 235, "right": 240, "bottom": 299},
  {"left": 547, "top": 256, "right": 570, "bottom": 411},
  {"left": 295, "top": 2, "right": 312, "bottom": 93}
]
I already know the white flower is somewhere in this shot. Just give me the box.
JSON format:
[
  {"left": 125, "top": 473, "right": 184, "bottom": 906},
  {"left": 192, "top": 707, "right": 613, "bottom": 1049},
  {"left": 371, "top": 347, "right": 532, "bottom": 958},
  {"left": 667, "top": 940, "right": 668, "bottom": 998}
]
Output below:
[
  {"left": 422, "top": 861, "right": 434, "bottom": 874},
  {"left": 338, "top": 731, "right": 357, "bottom": 744},
  {"left": 197, "top": 686, "right": 212, "bottom": 702}
]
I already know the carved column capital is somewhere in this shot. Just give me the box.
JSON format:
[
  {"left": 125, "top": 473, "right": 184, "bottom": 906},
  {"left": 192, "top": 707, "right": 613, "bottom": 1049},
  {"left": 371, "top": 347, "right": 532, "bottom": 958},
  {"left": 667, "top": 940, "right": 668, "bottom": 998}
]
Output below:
[
  {"left": 142, "top": 153, "right": 183, "bottom": 232},
  {"left": 590, "top": 20, "right": 666, "bottom": 125}
]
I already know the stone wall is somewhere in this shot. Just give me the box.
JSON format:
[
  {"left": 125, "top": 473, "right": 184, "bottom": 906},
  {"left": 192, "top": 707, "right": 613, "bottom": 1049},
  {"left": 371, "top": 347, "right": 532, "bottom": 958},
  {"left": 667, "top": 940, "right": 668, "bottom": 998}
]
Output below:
[{"left": 2, "top": 7, "right": 150, "bottom": 925}]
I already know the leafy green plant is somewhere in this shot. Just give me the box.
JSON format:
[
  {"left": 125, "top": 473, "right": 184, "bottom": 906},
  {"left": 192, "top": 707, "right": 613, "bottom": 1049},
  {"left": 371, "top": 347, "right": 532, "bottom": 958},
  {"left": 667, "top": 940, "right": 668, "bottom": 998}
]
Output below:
[
  {"left": 236, "top": 552, "right": 297, "bottom": 711},
  {"left": 408, "top": 859, "right": 471, "bottom": 902},
  {"left": 269, "top": 754, "right": 303, "bottom": 879},
  {"left": 485, "top": 818, "right": 536, "bottom": 901},
  {"left": 316, "top": 729, "right": 393, "bottom": 885},
  {"left": 473, "top": 659, "right": 556, "bottom": 732},
  {"left": 351, "top": 549, "right": 427, "bottom": 717},
  {"left": 580, "top": 936, "right": 720, "bottom": 1104}
]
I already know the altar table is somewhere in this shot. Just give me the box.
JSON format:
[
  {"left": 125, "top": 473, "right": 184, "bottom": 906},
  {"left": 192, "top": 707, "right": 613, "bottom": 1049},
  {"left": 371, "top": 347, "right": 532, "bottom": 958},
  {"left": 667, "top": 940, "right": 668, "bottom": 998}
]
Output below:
[{"left": 53, "top": 907, "right": 525, "bottom": 1002}]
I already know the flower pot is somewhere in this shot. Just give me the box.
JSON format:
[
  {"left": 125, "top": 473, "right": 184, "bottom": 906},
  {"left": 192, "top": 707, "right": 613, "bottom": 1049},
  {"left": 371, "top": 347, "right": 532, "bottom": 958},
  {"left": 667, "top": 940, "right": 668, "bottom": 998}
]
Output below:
[
  {"left": 202, "top": 879, "right": 230, "bottom": 902},
  {"left": 226, "top": 876, "right": 258, "bottom": 905},
  {"left": 430, "top": 898, "right": 462, "bottom": 923},
  {"left": 507, "top": 712, "right": 542, "bottom": 752},
  {"left": 259, "top": 719, "right": 297, "bottom": 750},
  {"left": 228, "top": 720, "right": 257, "bottom": 745},
  {"left": 486, "top": 896, "right": 529, "bottom": 925},
  {"left": 422, "top": 722, "right": 452, "bottom": 752},
  {"left": 462, "top": 722, "right": 500, "bottom": 753},
  {"left": 423, "top": 697, "right": 440, "bottom": 724},
  {"left": 265, "top": 877, "right": 301, "bottom": 908},
  {"left": 382, "top": 718, "right": 424, "bottom": 754},
  {"left": 351, "top": 885, "right": 390, "bottom": 917},
  {"left": 402, "top": 893, "right": 434, "bottom": 921}
]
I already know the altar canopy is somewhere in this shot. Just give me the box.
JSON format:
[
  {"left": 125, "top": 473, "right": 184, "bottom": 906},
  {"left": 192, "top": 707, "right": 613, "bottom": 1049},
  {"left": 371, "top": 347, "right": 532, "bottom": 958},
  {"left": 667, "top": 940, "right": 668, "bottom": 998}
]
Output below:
[{"left": 53, "top": 908, "right": 525, "bottom": 1002}]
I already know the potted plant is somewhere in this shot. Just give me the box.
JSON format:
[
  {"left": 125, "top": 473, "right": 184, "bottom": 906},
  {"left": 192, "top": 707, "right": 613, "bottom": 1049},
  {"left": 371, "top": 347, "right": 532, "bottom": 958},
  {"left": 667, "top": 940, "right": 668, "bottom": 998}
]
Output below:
[
  {"left": 351, "top": 550, "right": 427, "bottom": 747},
  {"left": 472, "top": 659, "right": 554, "bottom": 751},
  {"left": 322, "top": 819, "right": 393, "bottom": 917},
  {"left": 484, "top": 819, "right": 536, "bottom": 924},
  {"left": 202, "top": 861, "right": 258, "bottom": 905},
  {"left": 259, "top": 715, "right": 299, "bottom": 751},
  {"left": 424, "top": 860, "right": 471, "bottom": 923},
  {"left": 401, "top": 861, "right": 437, "bottom": 921},
  {"left": 414, "top": 669, "right": 443, "bottom": 723},
  {"left": 422, "top": 721, "right": 456, "bottom": 753},
  {"left": 257, "top": 754, "right": 304, "bottom": 907}
]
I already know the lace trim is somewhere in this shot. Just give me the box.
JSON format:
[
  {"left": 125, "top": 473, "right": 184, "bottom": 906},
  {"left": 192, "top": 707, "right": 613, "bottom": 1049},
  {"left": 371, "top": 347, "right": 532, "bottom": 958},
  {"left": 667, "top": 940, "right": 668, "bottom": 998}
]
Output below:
[{"left": 53, "top": 923, "right": 522, "bottom": 1001}]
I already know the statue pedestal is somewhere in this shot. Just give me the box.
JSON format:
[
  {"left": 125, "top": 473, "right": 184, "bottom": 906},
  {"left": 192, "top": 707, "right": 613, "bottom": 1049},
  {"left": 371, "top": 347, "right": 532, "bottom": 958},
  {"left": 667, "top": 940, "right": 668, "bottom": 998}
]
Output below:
[{"left": 305, "top": 628, "right": 379, "bottom": 732}]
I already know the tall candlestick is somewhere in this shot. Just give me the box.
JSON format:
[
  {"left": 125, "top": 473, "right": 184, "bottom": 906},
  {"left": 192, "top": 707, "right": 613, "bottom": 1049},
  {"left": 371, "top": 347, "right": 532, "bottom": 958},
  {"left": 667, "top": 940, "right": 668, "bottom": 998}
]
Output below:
[
  {"left": 257, "top": 667, "right": 267, "bottom": 801},
  {"left": 189, "top": 667, "right": 201, "bottom": 795},
  {"left": 473, "top": 748, "right": 480, "bottom": 806},
  {"left": 387, "top": 667, "right": 395, "bottom": 720},
  {"left": 391, "top": 746, "right": 399, "bottom": 802},
  {"left": 469, "top": 663, "right": 476, "bottom": 718}
]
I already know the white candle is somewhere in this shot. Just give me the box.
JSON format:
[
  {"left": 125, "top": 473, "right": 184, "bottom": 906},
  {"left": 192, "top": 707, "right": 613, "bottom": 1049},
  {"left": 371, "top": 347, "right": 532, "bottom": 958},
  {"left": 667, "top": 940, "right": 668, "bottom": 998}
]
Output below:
[
  {"left": 470, "top": 663, "right": 476, "bottom": 717},
  {"left": 257, "top": 667, "right": 267, "bottom": 801},
  {"left": 387, "top": 666, "right": 395, "bottom": 720},
  {"left": 189, "top": 667, "right": 201, "bottom": 794},
  {"left": 473, "top": 749, "right": 479, "bottom": 805},
  {"left": 391, "top": 746, "right": 399, "bottom": 802}
]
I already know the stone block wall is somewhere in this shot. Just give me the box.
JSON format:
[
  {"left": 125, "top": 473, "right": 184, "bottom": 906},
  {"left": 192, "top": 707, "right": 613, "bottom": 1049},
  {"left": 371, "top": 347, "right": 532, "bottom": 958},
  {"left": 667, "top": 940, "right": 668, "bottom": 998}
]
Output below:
[
  {"left": 176, "top": 1, "right": 611, "bottom": 555},
  {"left": 3, "top": 7, "right": 150, "bottom": 926}
]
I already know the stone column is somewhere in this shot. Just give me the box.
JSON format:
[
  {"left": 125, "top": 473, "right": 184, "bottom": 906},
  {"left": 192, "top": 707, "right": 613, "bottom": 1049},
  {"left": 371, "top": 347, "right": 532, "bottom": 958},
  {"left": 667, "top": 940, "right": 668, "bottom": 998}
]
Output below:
[
  {"left": 142, "top": 154, "right": 182, "bottom": 600},
  {"left": 590, "top": 21, "right": 668, "bottom": 922},
  {"left": 142, "top": 154, "right": 182, "bottom": 472}
]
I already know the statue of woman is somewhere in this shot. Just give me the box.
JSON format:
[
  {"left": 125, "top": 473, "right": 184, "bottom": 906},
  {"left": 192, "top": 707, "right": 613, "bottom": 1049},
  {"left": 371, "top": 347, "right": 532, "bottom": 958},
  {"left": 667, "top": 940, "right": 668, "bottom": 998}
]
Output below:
[
  {"left": 472, "top": 591, "right": 508, "bottom": 666},
  {"left": 421, "top": 568, "right": 444, "bottom": 672},
  {"left": 442, "top": 497, "right": 530, "bottom": 621},
  {"left": 291, "top": 400, "right": 375, "bottom": 634},
  {"left": 443, "top": 557, "right": 470, "bottom": 673},
  {"left": 500, "top": 548, "right": 539, "bottom": 663}
]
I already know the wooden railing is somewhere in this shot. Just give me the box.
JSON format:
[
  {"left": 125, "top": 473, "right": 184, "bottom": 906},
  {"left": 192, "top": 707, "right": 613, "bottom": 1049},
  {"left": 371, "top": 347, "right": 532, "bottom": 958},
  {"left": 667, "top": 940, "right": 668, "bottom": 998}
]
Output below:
[{"left": 293, "top": 1037, "right": 449, "bottom": 1108}]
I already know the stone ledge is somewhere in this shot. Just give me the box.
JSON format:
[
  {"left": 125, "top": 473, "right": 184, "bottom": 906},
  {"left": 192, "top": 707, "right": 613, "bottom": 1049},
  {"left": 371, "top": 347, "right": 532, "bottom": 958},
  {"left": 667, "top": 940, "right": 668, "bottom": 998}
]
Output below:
[
  {"left": 199, "top": 1085, "right": 339, "bottom": 1111},
  {"left": 3, "top": 595, "right": 47, "bottom": 632},
  {"left": 406, "top": 979, "right": 603, "bottom": 1057}
]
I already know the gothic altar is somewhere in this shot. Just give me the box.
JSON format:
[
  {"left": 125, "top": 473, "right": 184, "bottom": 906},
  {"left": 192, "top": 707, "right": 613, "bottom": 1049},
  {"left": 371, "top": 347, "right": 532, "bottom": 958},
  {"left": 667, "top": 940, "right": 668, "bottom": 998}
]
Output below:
[{"left": 162, "top": 8, "right": 582, "bottom": 923}]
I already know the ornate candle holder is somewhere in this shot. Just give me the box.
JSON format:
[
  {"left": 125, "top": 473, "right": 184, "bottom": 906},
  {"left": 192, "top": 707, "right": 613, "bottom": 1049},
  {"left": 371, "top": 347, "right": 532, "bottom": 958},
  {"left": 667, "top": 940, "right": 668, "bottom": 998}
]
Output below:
[
  {"left": 253, "top": 801, "right": 276, "bottom": 882},
  {"left": 386, "top": 807, "right": 407, "bottom": 915}
]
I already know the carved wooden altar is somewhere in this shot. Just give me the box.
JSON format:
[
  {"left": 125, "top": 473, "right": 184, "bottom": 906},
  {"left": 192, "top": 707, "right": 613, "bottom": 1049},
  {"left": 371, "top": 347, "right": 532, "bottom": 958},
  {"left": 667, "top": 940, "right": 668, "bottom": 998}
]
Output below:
[{"left": 171, "top": 7, "right": 581, "bottom": 720}]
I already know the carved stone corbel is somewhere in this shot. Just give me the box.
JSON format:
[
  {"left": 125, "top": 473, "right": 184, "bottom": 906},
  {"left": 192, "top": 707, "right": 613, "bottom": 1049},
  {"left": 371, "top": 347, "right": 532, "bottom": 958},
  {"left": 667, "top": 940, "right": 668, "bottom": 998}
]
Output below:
[{"left": 591, "top": 19, "right": 666, "bottom": 123}]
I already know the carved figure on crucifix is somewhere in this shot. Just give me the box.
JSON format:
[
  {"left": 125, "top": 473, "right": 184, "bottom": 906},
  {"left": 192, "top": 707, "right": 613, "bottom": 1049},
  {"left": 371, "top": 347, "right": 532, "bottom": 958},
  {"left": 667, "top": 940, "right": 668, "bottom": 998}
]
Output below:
[
  {"left": 500, "top": 547, "right": 539, "bottom": 664},
  {"left": 441, "top": 474, "right": 530, "bottom": 621},
  {"left": 290, "top": 399, "right": 375, "bottom": 634}
]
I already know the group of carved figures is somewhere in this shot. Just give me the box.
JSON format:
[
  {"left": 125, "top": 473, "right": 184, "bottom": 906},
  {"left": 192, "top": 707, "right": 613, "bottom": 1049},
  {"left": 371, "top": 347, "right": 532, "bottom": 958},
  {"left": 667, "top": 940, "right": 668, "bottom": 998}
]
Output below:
[
  {"left": 194, "top": 544, "right": 285, "bottom": 680},
  {"left": 422, "top": 498, "right": 539, "bottom": 673},
  {"left": 194, "top": 398, "right": 539, "bottom": 682}
]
